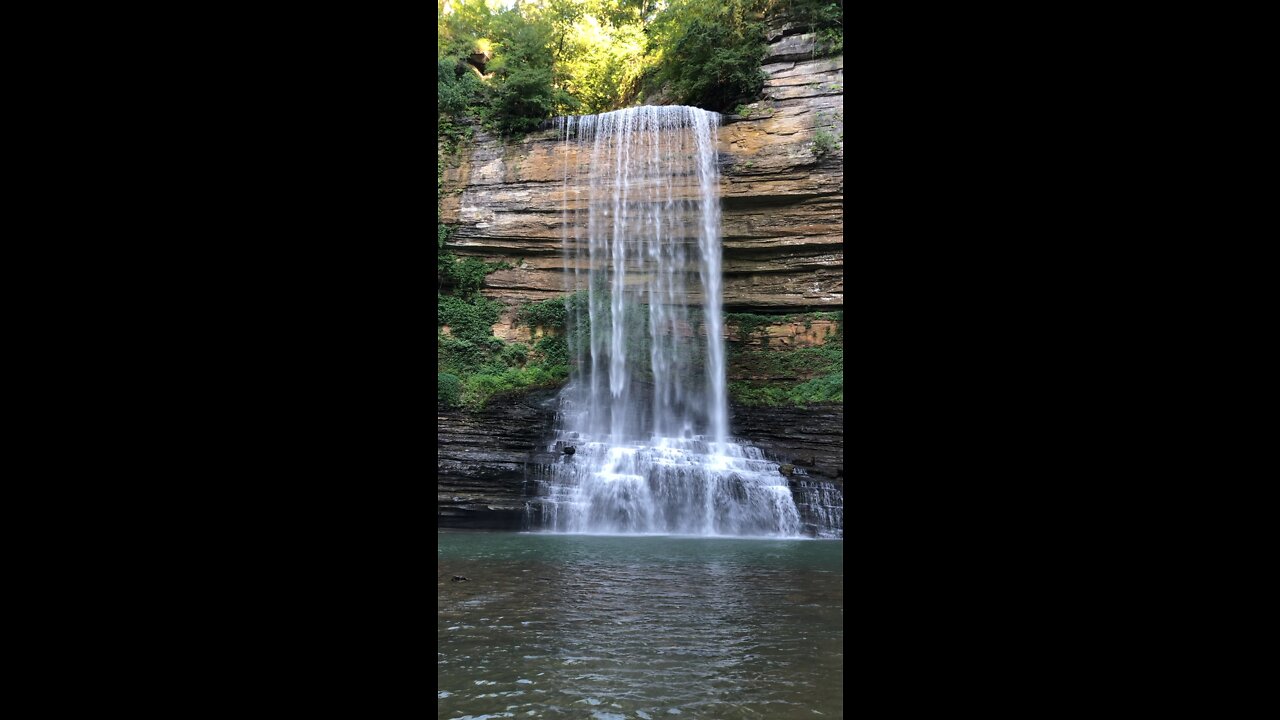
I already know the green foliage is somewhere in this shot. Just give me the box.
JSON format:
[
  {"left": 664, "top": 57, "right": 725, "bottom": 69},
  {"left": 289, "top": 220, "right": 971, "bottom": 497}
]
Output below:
[
  {"left": 534, "top": 334, "right": 569, "bottom": 366},
  {"left": 515, "top": 290, "right": 591, "bottom": 326},
  {"left": 818, "top": 26, "right": 843, "bottom": 55},
  {"left": 500, "top": 342, "right": 529, "bottom": 367},
  {"left": 492, "top": 65, "right": 564, "bottom": 134},
  {"left": 438, "top": 0, "right": 843, "bottom": 135},
  {"left": 438, "top": 57, "right": 485, "bottom": 116},
  {"left": 438, "top": 294, "right": 502, "bottom": 343},
  {"left": 729, "top": 371, "right": 842, "bottom": 406},
  {"left": 732, "top": 343, "right": 842, "bottom": 377},
  {"left": 449, "top": 257, "right": 490, "bottom": 297},
  {"left": 759, "top": 0, "right": 844, "bottom": 58},
  {"left": 515, "top": 295, "right": 567, "bottom": 329},
  {"left": 725, "top": 310, "right": 844, "bottom": 407},
  {"left": 781, "top": 0, "right": 841, "bottom": 26},
  {"left": 438, "top": 155, "right": 452, "bottom": 255},
  {"left": 438, "top": 291, "right": 583, "bottom": 411},
  {"left": 548, "top": 0, "right": 650, "bottom": 113},
  {"left": 515, "top": 292, "right": 591, "bottom": 367},
  {"left": 439, "top": 256, "right": 511, "bottom": 298},
  {"left": 457, "top": 364, "right": 571, "bottom": 409},
  {"left": 644, "top": 0, "right": 766, "bottom": 111},
  {"left": 812, "top": 128, "right": 838, "bottom": 159},
  {"left": 726, "top": 312, "right": 775, "bottom": 342},
  {"left": 438, "top": 372, "right": 462, "bottom": 407},
  {"left": 438, "top": 0, "right": 568, "bottom": 137}
]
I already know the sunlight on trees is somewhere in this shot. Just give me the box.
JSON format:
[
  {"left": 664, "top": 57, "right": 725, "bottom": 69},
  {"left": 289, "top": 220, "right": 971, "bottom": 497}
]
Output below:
[{"left": 438, "top": 0, "right": 843, "bottom": 131}]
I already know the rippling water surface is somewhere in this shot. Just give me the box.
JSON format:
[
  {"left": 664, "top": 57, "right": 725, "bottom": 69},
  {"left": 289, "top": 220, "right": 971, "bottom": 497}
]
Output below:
[{"left": 438, "top": 531, "right": 843, "bottom": 719}]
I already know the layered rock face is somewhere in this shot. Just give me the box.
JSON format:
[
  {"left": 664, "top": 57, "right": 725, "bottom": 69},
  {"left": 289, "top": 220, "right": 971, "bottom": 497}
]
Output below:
[
  {"left": 730, "top": 401, "right": 844, "bottom": 535},
  {"left": 720, "top": 34, "right": 843, "bottom": 314},
  {"left": 438, "top": 29, "right": 843, "bottom": 531},
  {"left": 439, "top": 38, "right": 843, "bottom": 327},
  {"left": 437, "top": 388, "right": 559, "bottom": 530}
]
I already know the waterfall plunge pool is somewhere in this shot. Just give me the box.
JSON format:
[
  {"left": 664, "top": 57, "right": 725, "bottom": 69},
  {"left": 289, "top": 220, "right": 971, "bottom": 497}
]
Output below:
[{"left": 438, "top": 530, "right": 843, "bottom": 719}]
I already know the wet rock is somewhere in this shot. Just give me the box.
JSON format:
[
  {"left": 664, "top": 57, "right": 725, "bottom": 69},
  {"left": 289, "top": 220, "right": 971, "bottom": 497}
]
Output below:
[
  {"left": 730, "top": 401, "right": 843, "bottom": 535},
  {"left": 731, "top": 402, "right": 843, "bottom": 489},
  {"left": 438, "top": 388, "right": 560, "bottom": 530}
]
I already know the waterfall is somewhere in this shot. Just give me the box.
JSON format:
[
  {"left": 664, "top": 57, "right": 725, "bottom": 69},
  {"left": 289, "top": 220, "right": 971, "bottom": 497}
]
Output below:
[{"left": 532, "top": 106, "right": 826, "bottom": 537}]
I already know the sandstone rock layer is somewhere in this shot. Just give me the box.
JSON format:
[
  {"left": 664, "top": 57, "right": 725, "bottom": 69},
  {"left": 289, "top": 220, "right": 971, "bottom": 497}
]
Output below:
[{"left": 440, "top": 49, "right": 843, "bottom": 322}]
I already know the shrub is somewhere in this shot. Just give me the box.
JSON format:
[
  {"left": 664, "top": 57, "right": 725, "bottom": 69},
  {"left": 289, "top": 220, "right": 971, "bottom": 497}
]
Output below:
[
  {"left": 725, "top": 310, "right": 843, "bottom": 407},
  {"left": 534, "top": 335, "right": 569, "bottom": 366},
  {"left": 515, "top": 295, "right": 568, "bottom": 330},
  {"left": 438, "top": 295, "right": 502, "bottom": 343},
  {"left": 653, "top": 17, "right": 765, "bottom": 111},
  {"left": 501, "top": 343, "right": 529, "bottom": 367},
  {"left": 438, "top": 373, "right": 462, "bottom": 407},
  {"left": 812, "top": 128, "right": 838, "bottom": 159}
]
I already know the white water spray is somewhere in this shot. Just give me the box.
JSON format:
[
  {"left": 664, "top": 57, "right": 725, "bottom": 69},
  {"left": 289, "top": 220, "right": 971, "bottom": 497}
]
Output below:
[{"left": 535, "top": 106, "right": 812, "bottom": 537}]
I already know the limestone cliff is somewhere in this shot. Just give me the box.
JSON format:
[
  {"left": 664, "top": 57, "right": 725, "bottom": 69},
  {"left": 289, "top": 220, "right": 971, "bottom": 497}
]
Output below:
[
  {"left": 439, "top": 38, "right": 843, "bottom": 326},
  {"left": 437, "top": 31, "right": 844, "bottom": 532},
  {"left": 437, "top": 388, "right": 559, "bottom": 529}
]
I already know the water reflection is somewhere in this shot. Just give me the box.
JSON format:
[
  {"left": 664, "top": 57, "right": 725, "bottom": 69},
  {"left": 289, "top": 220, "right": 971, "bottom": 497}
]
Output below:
[{"left": 438, "top": 531, "right": 843, "bottom": 719}]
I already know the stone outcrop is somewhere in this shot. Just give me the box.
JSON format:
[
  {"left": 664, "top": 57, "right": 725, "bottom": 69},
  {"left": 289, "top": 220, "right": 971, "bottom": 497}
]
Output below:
[
  {"left": 726, "top": 318, "right": 838, "bottom": 350},
  {"left": 730, "top": 402, "right": 843, "bottom": 487},
  {"left": 438, "top": 29, "right": 843, "bottom": 532},
  {"left": 437, "top": 388, "right": 559, "bottom": 529},
  {"left": 730, "top": 401, "right": 844, "bottom": 536},
  {"left": 437, "top": 389, "right": 844, "bottom": 533},
  {"left": 437, "top": 390, "right": 844, "bottom": 532},
  {"left": 439, "top": 43, "right": 842, "bottom": 323}
]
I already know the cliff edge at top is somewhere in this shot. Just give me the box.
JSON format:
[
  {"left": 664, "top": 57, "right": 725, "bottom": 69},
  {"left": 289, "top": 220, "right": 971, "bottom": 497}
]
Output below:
[{"left": 439, "top": 31, "right": 842, "bottom": 319}]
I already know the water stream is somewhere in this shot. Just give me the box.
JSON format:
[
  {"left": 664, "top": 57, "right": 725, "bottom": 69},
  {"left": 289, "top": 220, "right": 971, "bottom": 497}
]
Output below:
[{"left": 529, "top": 106, "right": 840, "bottom": 538}]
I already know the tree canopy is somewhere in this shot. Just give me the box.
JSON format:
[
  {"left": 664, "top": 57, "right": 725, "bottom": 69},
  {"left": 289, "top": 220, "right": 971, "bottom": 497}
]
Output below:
[{"left": 438, "top": 0, "right": 843, "bottom": 134}]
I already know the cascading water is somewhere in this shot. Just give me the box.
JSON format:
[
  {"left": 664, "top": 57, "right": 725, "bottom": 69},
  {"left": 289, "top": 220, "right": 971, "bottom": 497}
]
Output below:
[{"left": 531, "top": 106, "right": 831, "bottom": 538}]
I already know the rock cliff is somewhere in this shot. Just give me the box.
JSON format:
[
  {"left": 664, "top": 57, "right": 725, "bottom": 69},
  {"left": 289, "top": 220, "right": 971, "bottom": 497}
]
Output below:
[
  {"left": 437, "top": 388, "right": 559, "bottom": 529},
  {"left": 730, "top": 401, "right": 844, "bottom": 537},
  {"left": 435, "top": 394, "right": 844, "bottom": 533},
  {"left": 438, "top": 30, "right": 843, "bottom": 532},
  {"left": 439, "top": 41, "right": 842, "bottom": 326}
]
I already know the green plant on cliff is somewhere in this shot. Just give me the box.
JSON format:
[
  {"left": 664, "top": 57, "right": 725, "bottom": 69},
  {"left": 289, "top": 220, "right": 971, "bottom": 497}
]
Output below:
[
  {"left": 729, "top": 371, "right": 842, "bottom": 406},
  {"left": 438, "top": 372, "right": 462, "bottom": 406},
  {"left": 812, "top": 128, "right": 838, "bottom": 159},
  {"left": 725, "top": 311, "right": 844, "bottom": 407},
  {"left": 534, "top": 334, "right": 569, "bottom": 366},
  {"left": 725, "top": 312, "right": 775, "bottom": 343},
  {"left": 437, "top": 292, "right": 580, "bottom": 410},
  {"left": 440, "top": 256, "right": 513, "bottom": 298},
  {"left": 514, "top": 293, "right": 572, "bottom": 330},
  {"left": 515, "top": 291, "right": 592, "bottom": 361},
  {"left": 771, "top": 0, "right": 843, "bottom": 57}
]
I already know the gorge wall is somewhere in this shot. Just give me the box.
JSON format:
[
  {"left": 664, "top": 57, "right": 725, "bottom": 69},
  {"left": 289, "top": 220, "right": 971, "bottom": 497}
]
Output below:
[
  {"left": 438, "top": 30, "right": 843, "bottom": 530},
  {"left": 439, "top": 34, "right": 843, "bottom": 320},
  {"left": 438, "top": 388, "right": 560, "bottom": 529}
]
